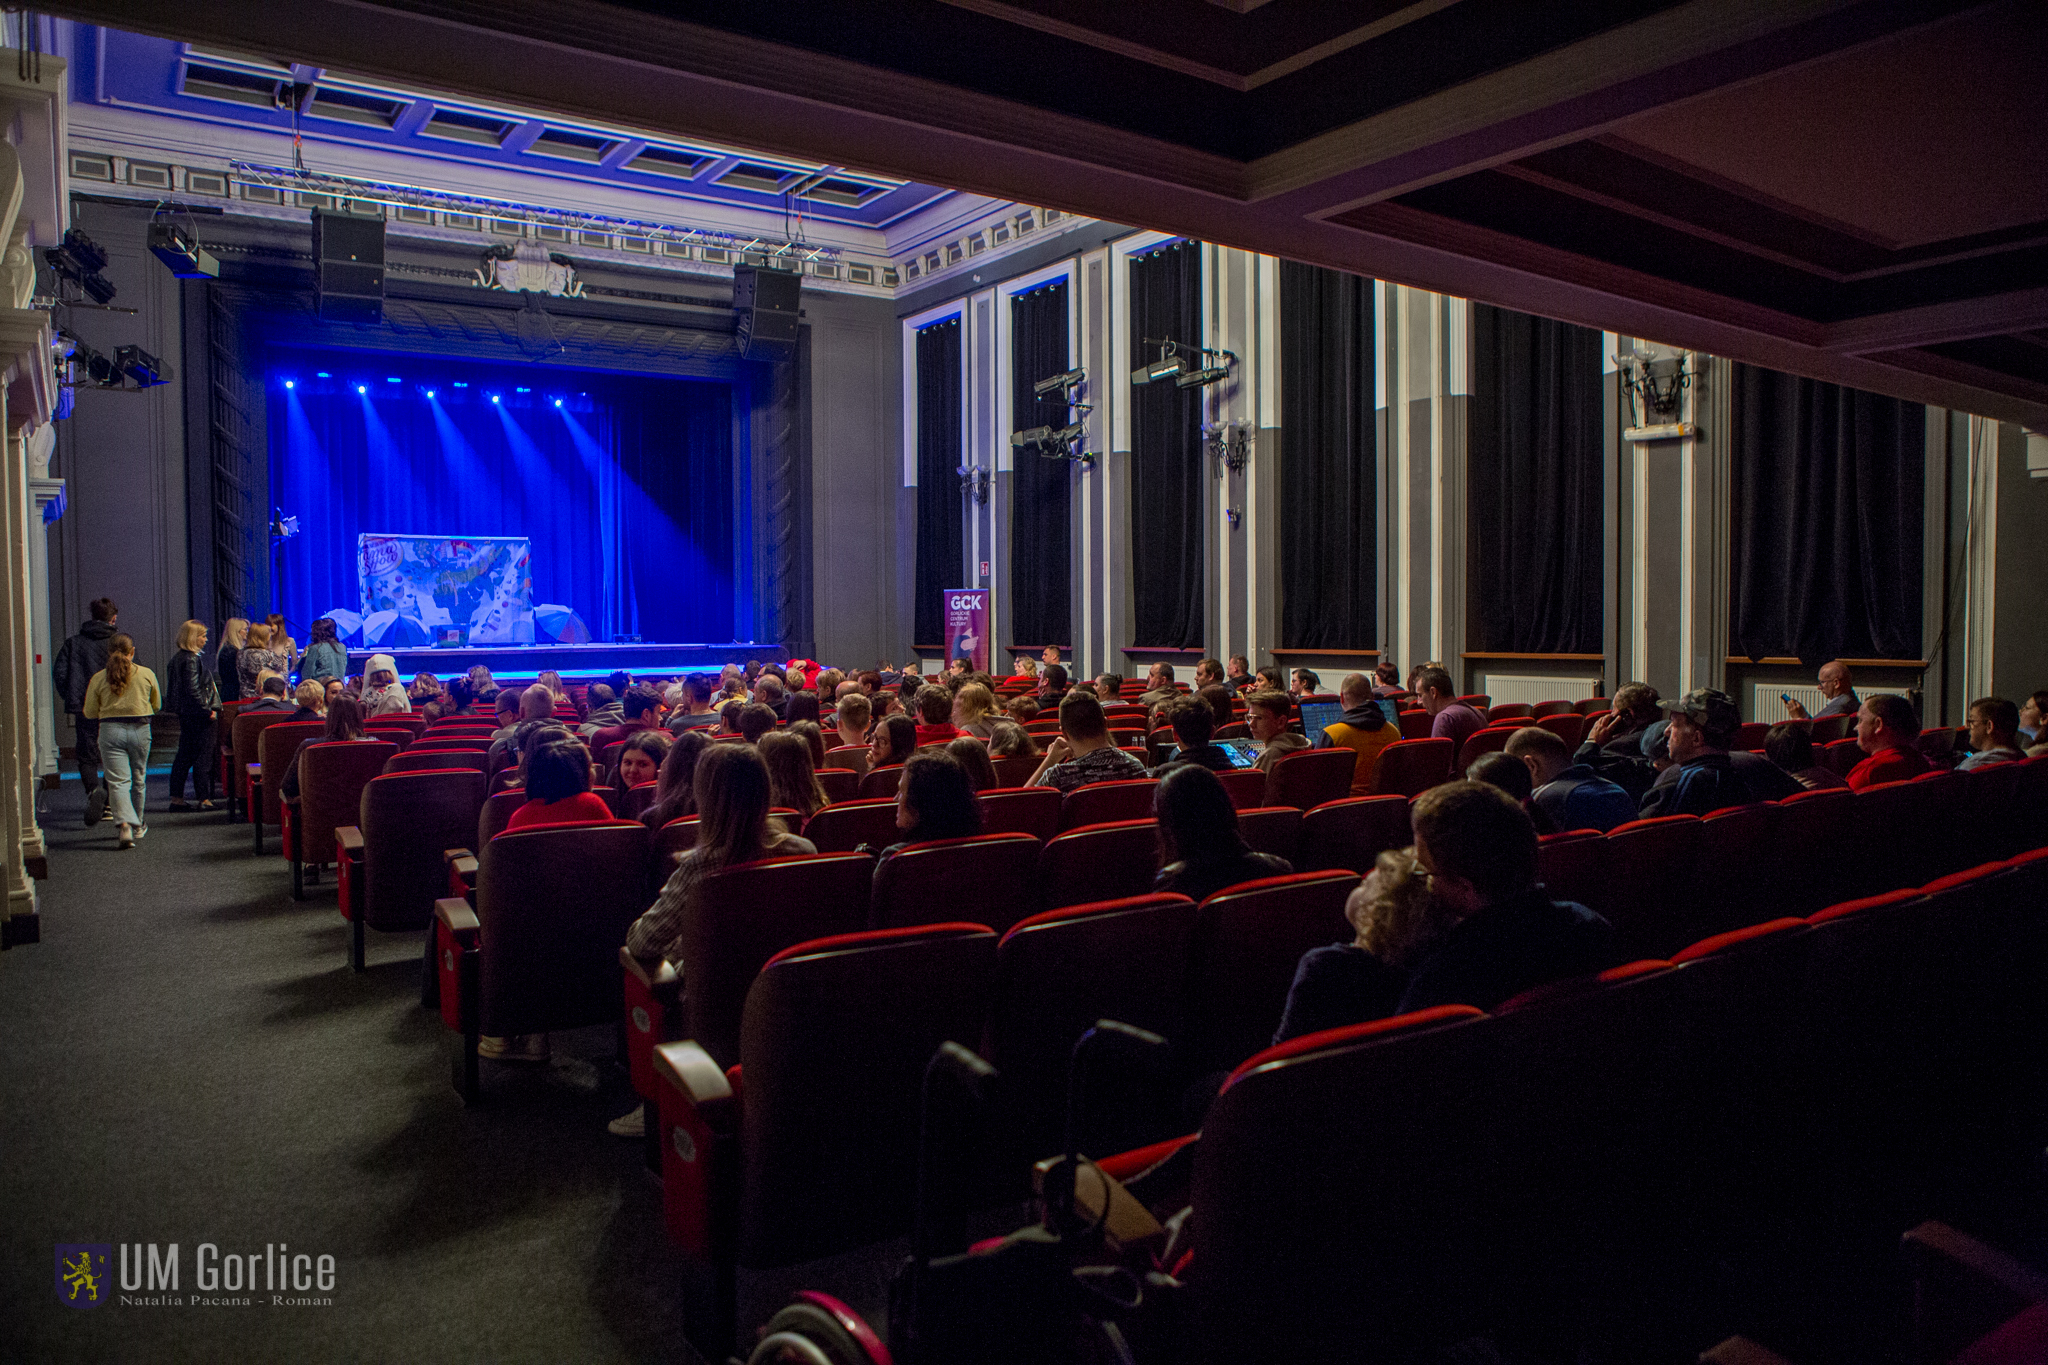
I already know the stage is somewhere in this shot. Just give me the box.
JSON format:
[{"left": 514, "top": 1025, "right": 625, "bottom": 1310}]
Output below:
[{"left": 360, "top": 641, "right": 786, "bottom": 681}]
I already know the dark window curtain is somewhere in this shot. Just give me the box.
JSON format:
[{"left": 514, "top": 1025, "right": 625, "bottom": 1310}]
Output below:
[
  {"left": 1009, "top": 281, "right": 1071, "bottom": 651},
  {"left": 1467, "top": 304, "right": 1604, "bottom": 654},
  {"left": 1129, "top": 242, "right": 1204, "bottom": 649},
  {"left": 1730, "top": 366, "right": 1923, "bottom": 661},
  {"left": 1278, "top": 262, "right": 1375, "bottom": 649},
  {"left": 913, "top": 318, "right": 964, "bottom": 649}
]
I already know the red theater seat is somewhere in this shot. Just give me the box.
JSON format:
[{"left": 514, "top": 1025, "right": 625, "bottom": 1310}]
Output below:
[
  {"left": 1059, "top": 778, "right": 1158, "bottom": 832},
  {"left": 1038, "top": 820, "right": 1160, "bottom": 910},
  {"left": 1398, "top": 709, "right": 1434, "bottom": 740},
  {"left": 856, "top": 764, "right": 905, "bottom": 801},
  {"left": 281, "top": 739, "right": 396, "bottom": 898},
  {"left": 869, "top": 833, "right": 1041, "bottom": 933},
  {"left": 1263, "top": 747, "right": 1356, "bottom": 809},
  {"left": 976, "top": 785, "right": 1061, "bottom": 843},
  {"left": 250, "top": 721, "right": 324, "bottom": 851},
  {"left": 1537, "top": 712, "right": 1586, "bottom": 747},
  {"left": 1296, "top": 795, "right": 1411, "bottom": 874},
  {"left": 1235, "top": 806, "right": 1303, "bottom": 864},
  {"left": 801, "top": 798, "right": 900, "bottom": 854},
  {"left": 1214, "top": 768, "right": 1268, "bottom": 810},
  {"left": 815, "top": 768, "right": 859, "bottom": 804},
  {"left": 336, "top": 768, "right": 488, "bottom": 973},
  {"left": 1486, "top": 702, "right": 1533, "bottom": 722},
  {"left": 1188, "top": 870, "right": 1358, "bottom": 1073},
  {"left": 1375, "top": 739, "right": 1454, "bottom": 798},
  {"left": 385, "top": 747, "right": 490, "bottom": 776},
  {"left": 1531, "top": 700, "right": 1576, "bottom": 719}
]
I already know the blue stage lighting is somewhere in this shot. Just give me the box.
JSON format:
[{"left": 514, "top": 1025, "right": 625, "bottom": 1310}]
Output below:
[
  {"left": 425, "top": 389, "right": 436, "bottom": 399},
  {"left": 490, "top": 394, "right": 500, "bottom": 404},
  {"left": 387, "top": 376, "right": 401, "bottom": 383},
  {"left": 515, "top": 386, "right": 530, "bottom": 393},
  {"left": 316, "top": 371, "right": 331, "bottom": 378},
  {"left": 452, "top": 381, "right": 467, "bottom": 388},
  {"left": 284, "top": 379, "right": 294, "bottom": 389},
  {"left": 553, "top": 398, "right": 562, "bottom": 407},
  {"left": 357, "top": 385, "right": 368, "bottom": 394}
]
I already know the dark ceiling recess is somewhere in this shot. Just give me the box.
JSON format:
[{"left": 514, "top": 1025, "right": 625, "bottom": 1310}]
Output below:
[{"left": 62, "top": 0, "right": 2048, "bottom": 425}]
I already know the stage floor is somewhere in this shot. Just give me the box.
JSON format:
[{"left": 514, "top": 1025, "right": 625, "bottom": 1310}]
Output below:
[{"left": 368, "top": 641, "right": 786, "bottom": 679}]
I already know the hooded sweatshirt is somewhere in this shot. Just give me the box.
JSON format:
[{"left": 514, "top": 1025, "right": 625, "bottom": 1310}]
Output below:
[
  {"left": 54, "top": 619, "right": 118, "bottom": 713},
  {"left": 362, "top": 653, "right": 412, "bottom": 716}
]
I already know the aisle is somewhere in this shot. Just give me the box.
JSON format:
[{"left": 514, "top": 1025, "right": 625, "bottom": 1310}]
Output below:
[{"left": 0, "top": 787, "right": 697, "bottom": 1363}]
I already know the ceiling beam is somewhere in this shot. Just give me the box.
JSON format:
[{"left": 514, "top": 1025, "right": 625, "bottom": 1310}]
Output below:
[{"left": 1821, "top": 287, "right": 2048, "bottom": 354}]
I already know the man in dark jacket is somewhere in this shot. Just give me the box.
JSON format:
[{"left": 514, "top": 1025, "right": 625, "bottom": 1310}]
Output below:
[
  {"left": 1637, "top": 688, "right": 1786, "bottom": 818},
  {"left": 1571, "top": 682, "right": 1662, "bottom": 798},
  {"left": 52, "top": 597, "right": 118, "bottom": 823},
  {"left": 1149, "top": 694, "right": 1237, "bottom": 777}
]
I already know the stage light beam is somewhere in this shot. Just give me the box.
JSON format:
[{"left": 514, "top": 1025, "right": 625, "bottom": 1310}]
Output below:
[
  {"left": 357, "top": 385, "right": 368, "bottom": 395},
  {"left": 284, "top": 379, "right": 294, "bottom": 389}
]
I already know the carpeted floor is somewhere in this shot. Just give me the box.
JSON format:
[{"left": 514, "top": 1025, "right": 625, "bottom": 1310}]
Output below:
[{"left": 0, "top": 782, "right": 862, "bottom": 1364}]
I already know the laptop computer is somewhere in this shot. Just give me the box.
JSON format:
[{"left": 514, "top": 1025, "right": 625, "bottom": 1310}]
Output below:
[{"left": 1299, "top": 698, "right": 1402, "bottom": 738}]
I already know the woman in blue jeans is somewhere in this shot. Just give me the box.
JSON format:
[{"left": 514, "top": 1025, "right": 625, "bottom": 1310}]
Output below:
[{"left": 82, "top": 635, "right": 161, "bottom": 849}]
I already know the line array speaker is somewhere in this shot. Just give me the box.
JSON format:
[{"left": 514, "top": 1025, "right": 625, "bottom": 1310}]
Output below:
[
  {"left": 732, "top": 265, "right": 801, "bottom": 359},
  {"left": 312, "top": 210, "right": 385, "bottom": 324}
]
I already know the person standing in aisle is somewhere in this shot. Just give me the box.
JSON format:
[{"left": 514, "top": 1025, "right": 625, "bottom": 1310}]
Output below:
[
  {"left": 215, "top": 617, "right": 248, "bottom": 705},
  {"left": 165, "top": 620, "right": 219, "bottom": 812},
  {"left": 53, "top": 597, "right": 119, "bottom": 825},
  {"left": 82, "top": 634, "right": 161, "bottom": 849}
]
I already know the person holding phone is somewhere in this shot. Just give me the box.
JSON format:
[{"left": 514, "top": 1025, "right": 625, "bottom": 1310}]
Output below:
[{"left": 1782, "top": 660, "right": 1858, "bottom": 720}]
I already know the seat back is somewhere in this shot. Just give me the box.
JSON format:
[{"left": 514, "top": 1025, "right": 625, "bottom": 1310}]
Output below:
[
  {"left": 365, "top": 723, "right": 414, "bottom": 751},
  {"left": 1574, "top": 696, "right": 1613, "bottom": 716},
  {"left": 990, "top": 754, "right": 1041, "bottom": 788},
  {"left": 976, "top": 786, "right": 1062, "bottom": 842},
  {"left": 479, "top": 788, "right": 527, "bottom": 848},
  {"left": 1188, "top": 870, "right": 1358, "bottom": 1073},
  {"left": 801, "top": 798, "right": 900, "bottom": 853},
  {"left": 1821, "top": 736, "right": 1864, "bottom": 776},
  {"left": 475, "top": 822, "right": 652, "bottom": 1036},
  {"left": 1397, "top": 709, "right": 1434, "bottom": 740},
  {"left": 619, "top": 781, "right": 659, "bottom": 822},
  {"left": 295, "top": 740, "right": 398, "bottom": 863},
  {"left": 1263, "top": 747, "right": 1356, "bottom": 809},
  {"left": 822, "top": 744, "right": 869, "bottom": 777},
  {"left": 1038, "top": 820, "right": 1160, "bottom": 910},
  {"left": 1059, "top": 778, "right": 1159, "bottom": 832},
  {"left": 1296, "top": 795, "right": 1411, "bottom": 874},
  {"left": 1375, "top": 738, "right": 1454, "bottom": 798},
  {"left": 1809, "top": 713, "right": 1854, "bottom": 745},
  {"left": 1486, "top": 702, "right": 1533, "bottom": 722},
  {"left": 385, "top": 747, "right": 491, "bottom": 776},
  {"left": 736, "top": 924, "right": 998, "bottom": 1267},
  {"left": 1599, "top": 816, "right": 1705, "bottom": 958},
  {"left": 1692, "top": 802, "right": 1787, "bottom": 939},
  {"left": 256, "top": 721, "right": 326, "bottom": 825},
  {"left": 991, "top": 894, "right": 1199, "bottom": 1158},
  {"left": 358, "top": 769, "right": 489, "bottom": 931},
  {"left": 857, "top": 764, "right": 905, "bottom": 801},
  {"left": 870, "top": 833, "right": 1042, "bottom": 933},
  {"left": 678, "top": 853, "right": 876, "bottom": 1067},
  {"left": 1235, "top": 806, "right": 1303, "bottom": 863},
  {"left": 1730, "top": 721, "right": 1770, "bottom": 751},
  {"left": 1457, "top": 726, "right": 1517, "bottom": 775},
  {"left": 651, "top": 815, "right": 699, "bottom": 868},
  {"left": 1214, "top": 767, "right": 1268, "bottom": 810},
  {"left": 1530, "top": 700, "right": 1576, "bottom": 719},
  {"left": 1536, "top": 713, "right": 1586, "bottom": 747},
  {"left": 1775, "top": 787, "right": 1860, "bottom": 914},
  {"left": 815, "top": 768, "right": 859, "bottom": 804},
  {"left": 232, "top": 711, "right": 298, "bottom": 800}
]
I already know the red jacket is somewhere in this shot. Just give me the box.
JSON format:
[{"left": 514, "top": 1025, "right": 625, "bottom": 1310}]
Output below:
[
  {"left": 915, "top": 722, "right": 962, "bottom": 747},
  {"left": 506, "top": 791, "right": 616, "bottom": 831},
  {"left": 1846, "top": 744, "right": 1933, "bottom": 790}
]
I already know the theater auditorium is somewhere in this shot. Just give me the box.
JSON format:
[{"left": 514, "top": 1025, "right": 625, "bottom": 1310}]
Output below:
[{"left": 5, "top": 4, "right": 2048, "bottom": 1362}]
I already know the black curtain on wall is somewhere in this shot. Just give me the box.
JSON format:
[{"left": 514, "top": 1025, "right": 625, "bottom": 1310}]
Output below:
[
  {"left": 1467, "top": 304, "right": 1605, "bottom": 655},
  {"left": 1278, "top": 262, "right": 1376, "bottom": 649},
  {"left": 914, "top": 318, "right": 964, "bottom": 649},
  {"left": 1009, "top": 281, "right": 1071, "bottom": 650},
  {"left": 1129, "top": 242, "right": 1205, "bottom": 650},
  {"left": 1730, "top": 366, "right": 1923, "bottom": 661}
]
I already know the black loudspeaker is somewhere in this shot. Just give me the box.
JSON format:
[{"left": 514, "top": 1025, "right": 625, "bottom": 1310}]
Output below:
[
  {"left": 312, "top": 210, "right": 385, "bottom": 324},
  {"left": 733, "top": 265, "right": 801, "bottom": 359}
]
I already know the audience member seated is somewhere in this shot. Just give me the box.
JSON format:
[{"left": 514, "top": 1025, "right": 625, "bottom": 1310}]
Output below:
[
  {"left": 1506, "top": 725, "right": 1637, "bottom": 833},
  {"left": 1312, "top": 672, "right": 1399, "bottom": 795},
  {"left": 506, "top": 737, "right": 615, "bottom": 831},
  {"left": 1763, "top": 721, "right": 1849, "bottom": 791},
  {"left": 485, "top": 685, "right": 524, "bottom": 737},
  {"left": 913, "top": 684, "right": 961, "bottom": 747},
  {"left": 1254, "top": 665, "right": 1286, "bottom": 693},
  {"left": 833, "top": 692, "right": 872, "bottom": 753},
  {"left": 1245, "top": 690, "right": 1309, "bottom": 774},
  {"left": 1398, "top": 781, "right": 1613, "bottom": 1013},
  {"left": 737, "top": 702, "right": 780, "bottom": 744},
  {"left": 578, "top": 683, "right": 621, "bottom": 738},
  {"left": 1150, "top": 694, "right": 1236, "bottom": 777},
  {"left": 592, "top": 686, "right": 665, "bottom": 755},
  {"left": 406, "top": 672, "right": 442, "bottom": 708},
  {"left": 1027, "top": 692, "right": 1147, "bottom": 792},
  {"left": 1847, "top": 693, "right": 1935, "bottom": 789},
  {"left": 1012, "top": 656, "right": 1039, "bottom": 682},
  {"left": 1136, "top": 662, "right": 1178, "bottom": 709},
  {"left": 785, "top": 691, "right": 821, "bottom": 728},
  {"left": 876, "top": 749, "right": 983, "bottom": 861},
  {"left": 536, "top": 669, "right": 569, "bottom": 706},
  {"left": 1414, "top": 667, "right": 1486, "bottom": 755},
  {"left": 1152, "top": 765, "right": 1291, "bottom": 905},
  {"left": 612, "top": 742, "right": 816, "bottom": 1136},
  {"left": 2022, "top": 690, "right": 2048, "bottom": 746},
  {"left": 1193, "top": 657, "right": 1228, "bottom": 694},
  {"left": 1638, "top": 689, "right": 1769, "bottom": 817},
  {"left": 611, "top": 730, "right": 671, "bottom": 796},
  {"left": 714, "top": 698, "right": 746, "bottom": 736},
  {"left": 1005, "top": 694, "right": 1040, "bottom": 724},
  {"left": 1466, "top": 752, "right": 1556, "bottom": 834},
  {"left": 1273, "top": 847, "right": 1443, "bottom": 1044},
  {"left": 289, "top": 679, "right": 328, "bottom": 723},
  {"left": 1224, "top": 655, "right": 1253, "bottom": 692},
  {"left": 760, "top": 730, "right": 828, "bottom": 820},
  {"left": 1957, "top": 696, "right": 2025, "bottom": 770},
  {"left": 488, "top": 685, "right": 556, "bottom": 768},
  {"left": 753, "top": 673, "right": 788, "bottom": 720},
  {"left": 1037, "top": 663, "right": 1071, "bottom": 707},
  {"left": 1783, "top": 659, "right": 1859, "bottom": 720},
  {"left": 951, "top": 682, "right": 997, "bottom": 739},
  {"left": 788, "top": 720, "right": 828, "bottom": 771},
  {"left": 280, "top": 694, "right": 373, "bottom": 802},
  {"left": 1092, "top": 672, "right": 1126, "bottom": 704},
  {"left": 640, "top": 730, "right": 708, "bottom": 830},
  {"left": 425, "top": 677, "right": 472, "bottom": 723},
  {"left": 1290, "top": 667, "right": 1322, "bottom": 699},
  {"left": 1371, "top": 661, "right": 1405, "bottom": 698},
  {"left": 988, "top": 720, "right": 1039, "bottom": 761},
  {"left": 1040, "top": 646, "right": 1063, "bottom": 673},
  {"left": 946, "top": 735, "right": 999, "bottom": 792},
  {"left": 868, "top": 713, "right": 918, "bottom": 775},
  {"left": 1572, "top": 682, "right": 1663, "bottom": 797},
  {"left": 237, "top": 674, "right": 290, "bottom": 716}
]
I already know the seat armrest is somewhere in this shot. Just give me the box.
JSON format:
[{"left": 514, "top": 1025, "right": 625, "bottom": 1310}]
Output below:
[
  {"left": 621, "top": 947, "right": 682, "bottom": 1005},
  {"left": 434, "top": 897, "right": 480, "bottom": 943},
  {"left": 246, "top": 762, "right": 262, "bottom": 779},
  {"left": 1904, "top": 1220, "right": 2048, "bottom": 1365},
  {"left": 1698, "top": 1339, "right": 1800, "bottom": 1365},
  {"left": 336, "top": 825, "right": 364, "bottom": 857},
  {"left": 654, "top": 1040, "right": 738, "bottom": 1129},
  {"left": 444, "top": 849, "right": 479, "bottom": 900}
]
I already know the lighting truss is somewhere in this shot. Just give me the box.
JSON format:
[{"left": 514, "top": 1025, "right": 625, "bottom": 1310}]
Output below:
[{"left": 226, "top": 161, "right": 841, "bottom": 262}]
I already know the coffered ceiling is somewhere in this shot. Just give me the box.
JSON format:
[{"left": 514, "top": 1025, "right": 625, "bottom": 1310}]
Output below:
[{"left": 48, "top": 0, "right": 2048, "bottom": 425}]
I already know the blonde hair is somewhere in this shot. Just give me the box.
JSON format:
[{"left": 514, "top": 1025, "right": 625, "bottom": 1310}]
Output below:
[
  {"left": 176, "top": 619, "right": 208, "bottom": 652},
  {"left": 105, "top": 634, "right": 135, "bottom": 694},
  {"left": 953, "top": 681, "right": 995, "bottom": 724},
  {"left": 294, "top": 680, "right": 326, "bottom": 713},
  {"left": 245, "top": 622, "right": 272, "bottom": 649},
  {"left": 1348, "top": 847, "right": 1448, "bottom": 970},
  {"left": 220, "top": 617, "right": 248, "bottom": 650},
  {"left": 537, "top": 670, "right": 566, "bottom": 700}
]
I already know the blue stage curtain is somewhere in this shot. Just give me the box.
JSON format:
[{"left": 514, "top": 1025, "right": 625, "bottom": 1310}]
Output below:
[{"left": 270, "top": 358, "right": 734, "bottom": 645}]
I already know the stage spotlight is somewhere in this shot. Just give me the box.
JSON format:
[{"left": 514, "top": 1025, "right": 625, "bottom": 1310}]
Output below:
[
  {"left": 425, "top": 389, "right": 435, "bottom": 399},
  {"left": 386, "top": 376, "right": 400, "bottom": 383},
  {"left": 114, "top": 346, "right": 168, "bottom": 388},
  {"left": 1033, "top": 368, "right": 1086, "bottom": 395},
  {"left": 44, "top": 228, "right": 117, "bottom": 304},
  {"left": 515, "top": 386, "right": 530, "bottom": 393},
  {"left": 357, "top": 385, "right": 367, "bottom": 394},
  {"left": 452, "top": 381, "right": 467, "bottom": 388},
  {"left": 316, "top": 371, "right": 331, "bottom": 378},
  {"left": 553, "top": 398, "right": 562, "bottom": 407},
  {"left": 1131, "top": 352, "right": 1185, "bottom": 386},
  {"left": 490, "top": 395, "right": 500, "bottom": 404},
  {"left": 1174, "top": 365, "right": 1230, "bottom": 389},
  {"left": 284, "top": 379, "right": 295, "bottom": 389},
  {"left": 146, "top": 220, "right": 219, "bottom": 279}
]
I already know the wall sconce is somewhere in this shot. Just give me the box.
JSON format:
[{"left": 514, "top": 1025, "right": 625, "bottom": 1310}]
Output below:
[
  {"left": 1615, "top": 347, "right": 1696, "bottom": 441},
  {"left": 1203, "top": 421, "right": 1253, "bottom": 476},
  {"left": 957, "top": 464, "right": 990, "bottom": 505}
]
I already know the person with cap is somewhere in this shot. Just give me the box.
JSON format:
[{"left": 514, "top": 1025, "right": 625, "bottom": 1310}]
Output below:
[
  {"left": 360, "top": 652, "right": 411, "bottom": 715},
  {"left": 1637, "top": 688, "right": 1779, "bottom": 818}
]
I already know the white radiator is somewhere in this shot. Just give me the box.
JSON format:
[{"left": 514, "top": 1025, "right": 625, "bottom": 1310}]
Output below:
[
  {"left": 1748, "top": 683, "right": 1905, "bottom": 725},
  {"left": 1476, "top": 674, "right": 1601, "bottom": 706}
]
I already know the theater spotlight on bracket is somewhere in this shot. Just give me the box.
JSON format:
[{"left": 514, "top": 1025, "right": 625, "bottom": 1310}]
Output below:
[
  {"left": 44, "top": 228, "right": 117, "bottom": 305},
  {"left": 147, "top": 219, "right": 220, "bottom": 279},
  {"left": 1013, "top": 368, "right": 1098, "bottom": 466},
  {"left": 1131, "top": 339, "right": 1237, "bottom": 389}
]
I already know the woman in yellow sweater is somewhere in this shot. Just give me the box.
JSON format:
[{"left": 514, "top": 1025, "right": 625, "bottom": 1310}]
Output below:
[{"left": 83, "top": 634, "right": 161, "bottom": 848}]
